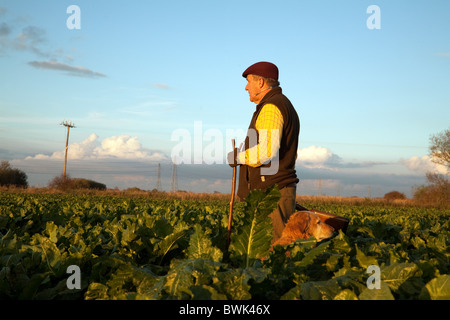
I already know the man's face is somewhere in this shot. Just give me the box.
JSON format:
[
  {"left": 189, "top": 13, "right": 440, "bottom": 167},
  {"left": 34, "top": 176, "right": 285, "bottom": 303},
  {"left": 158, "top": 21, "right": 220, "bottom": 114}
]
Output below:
[{"left": 245, "top": 75, "right": 262, "bottom": 104}]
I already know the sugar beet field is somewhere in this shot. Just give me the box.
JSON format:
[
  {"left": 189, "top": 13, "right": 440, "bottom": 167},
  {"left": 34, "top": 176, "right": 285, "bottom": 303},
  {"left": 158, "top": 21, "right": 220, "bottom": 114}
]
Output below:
[{"left": 0, "top": 187, "right": 449, "bottom": 301}]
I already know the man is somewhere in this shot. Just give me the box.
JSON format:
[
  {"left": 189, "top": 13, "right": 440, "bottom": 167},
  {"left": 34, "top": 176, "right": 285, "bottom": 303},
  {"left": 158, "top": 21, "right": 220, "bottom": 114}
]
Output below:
[{"left": 227, "top": 61, "right": 300, "bottom": 243}]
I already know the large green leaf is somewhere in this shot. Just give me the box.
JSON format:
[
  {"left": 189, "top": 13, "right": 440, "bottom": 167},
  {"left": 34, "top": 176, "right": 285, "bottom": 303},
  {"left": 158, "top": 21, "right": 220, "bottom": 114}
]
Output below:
[
  {"left": 186, "top": 224, "right": 223, "bottom": 262},
  {"left": 85, "top": 282, "right": 109, "bottom": 300},
  {"left": 281, "top": 277, "right": 353, "bottom": 300},
  {"left": 333, "top": 289, "right": 358, "bottom": 300},
  {"left": 381, "top": 262, "right": 423, "bottom": 296},
  {"left": 214, "top": 267, "right": 270, "bottom": 300},
  {"left": 163, "top": 258, "right": 223, "bottom": 299},
  {"left": 30, "top": 234, "right": 63, "bottom": 272},
  {"left": 294, "top": 240, "right": 330, "bottom": 268},
  {"left": 153, "top": 229, "right": 189, "bottom": 265},
  {"left": 229, "top": 186, "right": 280, "bottom": 268},
  {"left": 355, "top": 245, "right": 378, "bottom": 269},
  {"left": 299, "top": 280, "right": 344, "bottom": 300},
  {"left": 419, "top": 275, "right": 450, "bottom": 300},
  {"left": 359, "top": 281, "right": 395, "bottom": 300},
  {"left": 216, "top": 269, "right": 252, "bottom": 300}
]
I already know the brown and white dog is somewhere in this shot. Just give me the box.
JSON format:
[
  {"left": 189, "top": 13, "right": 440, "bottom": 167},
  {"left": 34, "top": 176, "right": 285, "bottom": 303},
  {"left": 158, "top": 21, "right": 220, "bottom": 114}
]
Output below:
[{"left": 273, "top": 211, "right": 335, "bottom": 246}]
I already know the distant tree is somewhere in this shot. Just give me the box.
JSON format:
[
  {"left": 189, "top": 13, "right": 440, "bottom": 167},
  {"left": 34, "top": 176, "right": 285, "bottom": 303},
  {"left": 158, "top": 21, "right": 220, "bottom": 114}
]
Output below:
[
  {"left": 48, "top": 174, "right": 69, "bottom": 189},
  {"left": 384, "top": 191, "right": 406, "bottom": 201},
  {"left": 48, "top": 174, "right": 106, "bottom": 190},
  {"left": 0, "top": 161, "right": 28, "bottom": 187},
  {"left": 70, "top": 178, "right": 106, "bottom": 190},
  {"left": 413, "top": 173, "right": 449, "bottom": 207},
  {"left": 416, "top": 128, "right": 450, "bottom": 206},
  {"left": 429, "top": 127, "right": 450, "bottom": 171}
]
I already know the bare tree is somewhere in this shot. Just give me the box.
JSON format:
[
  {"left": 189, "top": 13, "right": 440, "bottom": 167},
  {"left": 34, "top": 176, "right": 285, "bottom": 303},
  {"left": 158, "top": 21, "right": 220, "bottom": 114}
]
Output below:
[
  {"left": 429, "top": 127, "right": 450, "bottom": 171},
  {"left": 414, "top": 128, "right": 450, "bottom": 206}
]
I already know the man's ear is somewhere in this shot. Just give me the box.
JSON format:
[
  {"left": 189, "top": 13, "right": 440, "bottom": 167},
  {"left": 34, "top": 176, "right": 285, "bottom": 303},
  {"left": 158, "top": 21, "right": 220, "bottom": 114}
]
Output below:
[{"left": 258, "top": 76, "right": 265, "bottom": 89}]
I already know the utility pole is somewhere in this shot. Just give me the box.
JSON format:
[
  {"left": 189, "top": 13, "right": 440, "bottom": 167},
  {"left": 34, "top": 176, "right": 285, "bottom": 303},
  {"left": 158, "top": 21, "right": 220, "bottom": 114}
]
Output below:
[
  {"left": 60, "top": 120, "right": 76, "bottom": 181},
  {"left": 171, "top": 161, "right": 178, "bottom": 192},
  {"left": 156, "top": 163, "right": 162, "bottom": 191}
]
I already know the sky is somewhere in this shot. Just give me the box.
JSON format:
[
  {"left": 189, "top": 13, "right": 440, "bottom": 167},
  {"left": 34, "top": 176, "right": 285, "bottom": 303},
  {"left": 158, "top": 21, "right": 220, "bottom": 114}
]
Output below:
[{"left": 1, "top": 0, "right": 449, "bottom": 197}]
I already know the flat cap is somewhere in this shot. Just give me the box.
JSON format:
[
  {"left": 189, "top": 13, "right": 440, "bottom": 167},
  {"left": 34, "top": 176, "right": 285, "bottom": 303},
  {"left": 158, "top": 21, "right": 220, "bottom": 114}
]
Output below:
[{"left": 242, "top": 61, "right": 279, "bottom": 80}]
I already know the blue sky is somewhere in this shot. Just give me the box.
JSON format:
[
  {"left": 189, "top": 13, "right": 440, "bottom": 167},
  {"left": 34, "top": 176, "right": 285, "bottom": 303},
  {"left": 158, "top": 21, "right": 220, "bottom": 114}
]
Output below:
[{"left": 1, "top": 0, "right": 449, "bottom": 197}]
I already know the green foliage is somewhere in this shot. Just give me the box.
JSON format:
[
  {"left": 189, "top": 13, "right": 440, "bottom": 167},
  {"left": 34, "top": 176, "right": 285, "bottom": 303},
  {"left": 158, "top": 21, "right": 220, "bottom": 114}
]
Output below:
[
  {"left": 0, "top": 189, "right": 449, "bottom": 300},
  {"left": 419, "top": 275, "right": 450, "bottom": 300},
  {"left": 229, "top": 185, "right": 280, "bottom": 268}
]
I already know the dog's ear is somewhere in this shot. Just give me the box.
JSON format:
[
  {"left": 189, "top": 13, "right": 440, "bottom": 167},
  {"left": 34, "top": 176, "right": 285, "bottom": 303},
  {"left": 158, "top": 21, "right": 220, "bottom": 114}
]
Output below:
[
  {"left": 290, "top": 212, "right": 308, "bottom": 226},
  {"left": 292, "top": 212, "right": 312, "bottom": 234},
  {"left": 303, "top": 212, "right": 315, "bottom": 234}
]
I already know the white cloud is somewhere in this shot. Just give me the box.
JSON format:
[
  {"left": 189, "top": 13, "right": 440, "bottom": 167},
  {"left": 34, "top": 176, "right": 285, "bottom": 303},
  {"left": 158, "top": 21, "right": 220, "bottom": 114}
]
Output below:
[
  {"left": 97, "top": 135, "right": 146, "bottom": 159},
  {"left": 26, "top": 134, "right": 167, "bottom": 161},
  {"left": 298, "top": 145, "right": 333, "bottom": 163},
  {"left": 28, "top": 60, "right": 106, "bottom": 78},
  {"left": 297, "top": 145, "right": 342, "bottom": 169},
  {"left": 401, "top": 155, "right": 447, "bottom": 175}
]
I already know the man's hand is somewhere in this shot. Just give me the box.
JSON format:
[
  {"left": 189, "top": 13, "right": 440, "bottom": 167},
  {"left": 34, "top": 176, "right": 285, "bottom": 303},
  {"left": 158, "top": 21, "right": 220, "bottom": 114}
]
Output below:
[{"left": 227, "top": 148, "right": 240, "bottom": 168}]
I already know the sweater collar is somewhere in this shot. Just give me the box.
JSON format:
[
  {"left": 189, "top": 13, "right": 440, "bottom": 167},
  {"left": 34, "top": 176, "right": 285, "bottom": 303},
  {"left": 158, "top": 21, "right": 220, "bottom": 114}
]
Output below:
[{"left": 256, "top": 86, "right": 282, "bottom": 110}]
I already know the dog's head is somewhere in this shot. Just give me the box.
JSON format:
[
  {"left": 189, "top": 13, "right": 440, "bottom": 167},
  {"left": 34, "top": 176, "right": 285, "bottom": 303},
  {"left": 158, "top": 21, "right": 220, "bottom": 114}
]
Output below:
[
  {"left": 274, "top": 211, "right": 335, "bottom": 246},
  {"left": 307, "top": 211, "right": 335, "bottom": 241}
]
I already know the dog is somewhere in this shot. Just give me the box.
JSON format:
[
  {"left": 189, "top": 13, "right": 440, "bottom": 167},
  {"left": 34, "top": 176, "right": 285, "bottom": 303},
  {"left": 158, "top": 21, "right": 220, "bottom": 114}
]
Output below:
[{"left": 273, "top": 211, "right": 335, "bottom": 246}]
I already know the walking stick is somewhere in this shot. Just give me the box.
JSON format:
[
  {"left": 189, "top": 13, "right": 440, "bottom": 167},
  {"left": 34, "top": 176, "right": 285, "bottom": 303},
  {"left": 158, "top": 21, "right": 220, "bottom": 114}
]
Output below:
[{"left": 226, "top": 139, "right": 238, "bottom": 250}]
